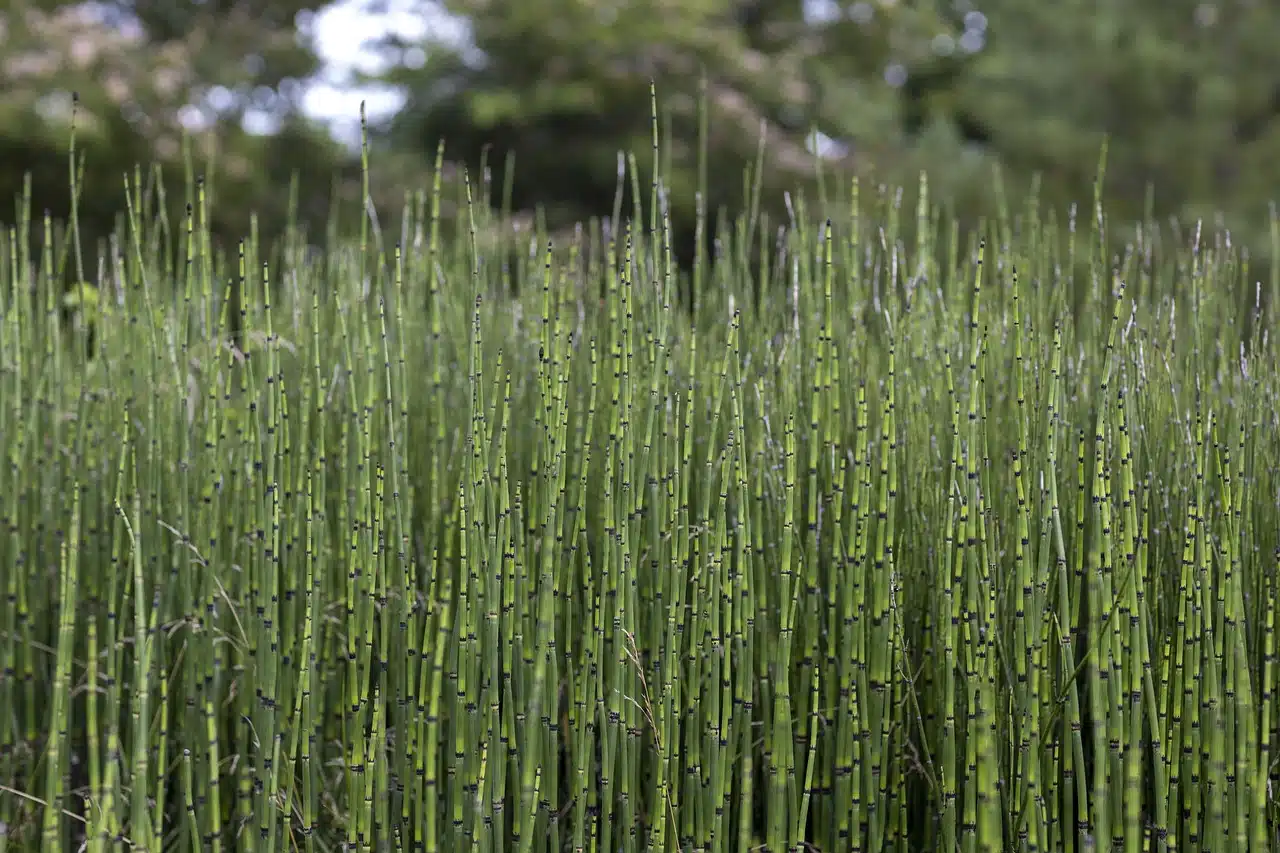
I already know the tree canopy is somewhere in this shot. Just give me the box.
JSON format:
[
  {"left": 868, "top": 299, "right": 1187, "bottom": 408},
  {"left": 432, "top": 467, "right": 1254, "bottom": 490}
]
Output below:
[
  {"left": 1, "top": 0, "right": 356, "bottom": 264},
  {"left": 4, "top": 1, "right": 1279, "bottom": 280},
  {"left": 368, "top": 0, "right": 1280, "bottom": 269}
]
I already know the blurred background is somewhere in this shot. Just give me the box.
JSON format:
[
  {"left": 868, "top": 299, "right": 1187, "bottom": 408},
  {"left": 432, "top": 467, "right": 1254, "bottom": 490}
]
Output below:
[{"left": 4, "top": 0, "right": 1279, "bottom": 272}]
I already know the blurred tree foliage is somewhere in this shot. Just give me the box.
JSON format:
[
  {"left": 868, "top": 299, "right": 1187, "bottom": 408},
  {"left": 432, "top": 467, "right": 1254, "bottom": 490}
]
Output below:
[
  {"left": 0, "top": 0, "right": 384, "bottom": 283},
  {"left": 5, "top": 0, "right": 1278, "bottom": 293},
  {"left": 369, "top": 0, "right": 1280, "bottom": 274},
  {"left": 944, "top": 0, "right": 1280, "bottom": 251},
  {"left": 369, "top": 0, "right": 903, "bottom": 269}
]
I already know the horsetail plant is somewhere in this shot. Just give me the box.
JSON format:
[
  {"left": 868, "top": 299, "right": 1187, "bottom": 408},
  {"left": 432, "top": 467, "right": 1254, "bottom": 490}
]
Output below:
[{"left": 2, "top": 97, "right": 1280, "bottom": 853}]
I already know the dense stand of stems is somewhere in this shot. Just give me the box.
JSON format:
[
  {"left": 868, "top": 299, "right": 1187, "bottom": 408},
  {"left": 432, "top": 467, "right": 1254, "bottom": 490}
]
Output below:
[{"left": 2, "top": 104, "right": 1280, "bottom": 853}]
